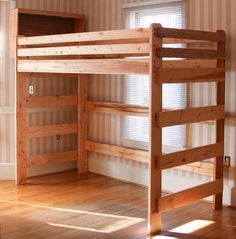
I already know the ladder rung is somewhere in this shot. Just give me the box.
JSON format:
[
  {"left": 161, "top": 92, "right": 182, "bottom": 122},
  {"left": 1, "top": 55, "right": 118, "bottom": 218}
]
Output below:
[
  {"left": 160, "top": 143, "right": 224, "bottom": 170},
  {"left": 158, "top": 105, "right": 224, "bottom": 127},
  {"left": 159, "top": 179, "right": 223, "bottom": 212}
]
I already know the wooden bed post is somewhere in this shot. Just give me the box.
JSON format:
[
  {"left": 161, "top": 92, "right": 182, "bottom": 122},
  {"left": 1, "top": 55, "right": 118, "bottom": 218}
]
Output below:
[
  {"left": 78, "top": 74, "right": 88, "bottom": 174},
  {"left": 16, "top": 73, "right": 27, "bottom": 185},
  {"left": 148, "top": 23, "right": 163, "bottom": 234},
  {"left": 214, "top": 30, "right": 226, "bottom": 210}
]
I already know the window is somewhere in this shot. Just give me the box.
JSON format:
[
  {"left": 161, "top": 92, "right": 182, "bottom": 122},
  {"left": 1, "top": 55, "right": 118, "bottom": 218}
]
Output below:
[{"left": 123, "top": 0, "right": 187, "bottom": 150}]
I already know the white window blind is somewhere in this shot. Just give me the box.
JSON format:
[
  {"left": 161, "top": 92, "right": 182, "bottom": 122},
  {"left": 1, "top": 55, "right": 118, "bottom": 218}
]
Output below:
[{"left": 123, "top": 1, "right": 187, "bottom": 149}]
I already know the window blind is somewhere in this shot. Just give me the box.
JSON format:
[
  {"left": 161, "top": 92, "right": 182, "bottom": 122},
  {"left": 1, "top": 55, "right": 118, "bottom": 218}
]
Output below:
[{"left": 123, "top": 0, "right": 187, "bottom": 149}]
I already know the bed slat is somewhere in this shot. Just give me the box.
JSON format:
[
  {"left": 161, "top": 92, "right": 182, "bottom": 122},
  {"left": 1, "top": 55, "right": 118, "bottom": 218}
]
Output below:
[
  {"left": 18, "top": 59, "right": 149, "bottom": 75},
  {"left": 18, "top": 43, "right": 150, "bottom": 57}
]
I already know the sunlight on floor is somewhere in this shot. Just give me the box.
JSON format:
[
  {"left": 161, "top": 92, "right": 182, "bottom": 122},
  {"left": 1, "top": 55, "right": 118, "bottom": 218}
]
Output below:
[
  {"left": 170, "top": 219, "right": 215, "bottom": 234},
  {"left": 1, "top": 199, "right": 145, "bottom": 234},
  {"left": 47, "top": 222, "right": 110, "bottom": 233}
]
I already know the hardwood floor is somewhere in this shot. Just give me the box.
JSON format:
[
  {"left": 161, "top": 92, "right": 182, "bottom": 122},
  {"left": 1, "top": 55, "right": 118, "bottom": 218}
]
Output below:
[{"left": 0, "top": 170, "right": 236, "bottom": 239}]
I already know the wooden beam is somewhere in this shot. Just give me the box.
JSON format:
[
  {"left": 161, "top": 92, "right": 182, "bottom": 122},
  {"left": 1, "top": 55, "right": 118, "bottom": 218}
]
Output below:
[
  {"left": 18, "top": 28, "right": 150, "bottom": 46},
  {"left": 18, "top": 43, "right": 150, "bottom": 57},
  {"left": 158, "top": 48, "right": 225, "bottom": 59},
  {"left": 85, "top": 140, "right": 149, "bottom": 164},
  {"left": 85, "top": 101, "right": 149, "bottom": 117},
  {"left": 159, "top": 179, "right": 223, "bottom": 212},
  {"left": 25, "top": 123, "right": 78, "bottom": 138},
  {"left": 78, "top": 75, "right": 88, "bottom": 174},
  {"left": 160, "top": 67, "right": 225, "bottom": 83},
  {"left": 16, "top": 73, "right": 27, "bottom": 185},
  {"left": 158, "top": 105, "right": 225, "bottom": 127},
  {"left": 148, "top": 23, "right": 162, "bottom": 234},
  {"left": 163, "top": 59, "right": 217, "bottom": 68},
  {"left": 158, "top": 28, "right": 225, "bottom": 42},
  {"left": 17, "top": 59, "right": 149, "bottom": 75},
  {"left": 160, "top": 143, "right": 224, "bottom": 170},
  {"left": 27, "top": 150, "right": 77, "bottom": 167},
  {"left": 85, "top": 140, "right": 214, "bottom": 176},
  {"left": 214, "top": 30, "right": 226, "bottom": 210},
  {"left": 24, "top": 95, "right": 77, "bottom": 107}
]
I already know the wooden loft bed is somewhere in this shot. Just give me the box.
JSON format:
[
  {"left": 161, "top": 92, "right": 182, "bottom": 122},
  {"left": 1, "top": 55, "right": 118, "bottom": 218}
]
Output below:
[{"left": 16, "top": 24, "right": 226, "bottom": 234}]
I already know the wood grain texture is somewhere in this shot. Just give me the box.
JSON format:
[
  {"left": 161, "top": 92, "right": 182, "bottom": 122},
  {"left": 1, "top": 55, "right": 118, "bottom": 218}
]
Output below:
[
  {"left": 159, "top": 179, "right": 223, "bottom": 212},
  {"left": 16, "top": 73, "right": 27, "bottom": 185},
  {"left": 148, "top": 23, "right": 162, "bottom": 234},
  {"left": 0, "top": 171, "right": 235, "bottom": 239},
  {"left": 160, "top": 143, "right": 224, "bottom": 170},
  {"left": 24, "top": 95, "right": 78, "bottom": 107},
  {"left": 25, "top": 123, "right": 78, "bottom": 138},
  {"left": 27, "top": 150, "right": 77, "bottom": 167},
  {"left": 18, "top": 43, "right": 150, "bottom": 57},
  {"left": 85, "top": 140, "right": 149, "bottom": 163},
  {"left": 78, "top": 75, "right": 88, "bottom": 174},
  {"left": 158, "top": 105, "right": 225, "bottom": 127},
  {"left": 160, "top": 67, "right": 225, "bottom": 83},
  {"left": 18, "top": 59, "right": 149, "bottom": 75},
  {"left": 214, "top": 30, "right": 226, "bottom": 210}
]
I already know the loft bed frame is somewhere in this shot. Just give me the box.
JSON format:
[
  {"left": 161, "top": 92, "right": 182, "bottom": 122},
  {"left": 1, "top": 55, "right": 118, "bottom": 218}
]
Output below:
[{"left": 16, "top": 24, "right": 226, "bottom": 234}]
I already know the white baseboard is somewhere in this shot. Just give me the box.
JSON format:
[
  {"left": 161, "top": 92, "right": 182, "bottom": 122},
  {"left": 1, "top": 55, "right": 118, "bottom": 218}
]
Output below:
[
  {"left": 0, "top": 162, "right": 77, "bottom": 180},
  {"left": 88, "top": 156, "right": 235, "bottom": 206},
  {"left": 0, "top": 163, "right": 15, "bottom": 180}
]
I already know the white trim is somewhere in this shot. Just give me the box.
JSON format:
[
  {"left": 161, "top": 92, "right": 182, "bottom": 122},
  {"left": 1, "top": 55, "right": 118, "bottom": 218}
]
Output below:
[
  {"left": 0, "top": 107, "right": 15, "bottom": 115},
  {"left": 122, "top": 0, "right": 184, "bottom": 9},
  {"left": 0, "top": 163, "right": 15, "bottom": 180}
]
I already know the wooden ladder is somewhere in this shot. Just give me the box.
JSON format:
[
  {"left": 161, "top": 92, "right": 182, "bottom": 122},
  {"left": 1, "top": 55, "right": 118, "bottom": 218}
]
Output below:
[{"left": 149, "top": 24, "right": 226, "bottom": 233}]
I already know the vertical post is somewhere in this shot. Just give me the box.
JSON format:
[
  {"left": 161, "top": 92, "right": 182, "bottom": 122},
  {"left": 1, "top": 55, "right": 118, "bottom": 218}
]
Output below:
[
  {"left": 16, "top": 73, "right": 27, "bottom": 185},
  {"left": 78, "top": 74, "right": 88, "bottom": 174},
  {"left": 214, "top": 30, "right": 226, "bottom": 210},
  {"left": 148, "top": 24, "right": 163, "bottom": 234}
]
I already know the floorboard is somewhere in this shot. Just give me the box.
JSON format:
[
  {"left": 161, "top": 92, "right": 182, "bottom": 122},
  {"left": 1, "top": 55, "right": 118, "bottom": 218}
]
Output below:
[{"left": 0, "top": 170, "right": 235, "bottom": 239}]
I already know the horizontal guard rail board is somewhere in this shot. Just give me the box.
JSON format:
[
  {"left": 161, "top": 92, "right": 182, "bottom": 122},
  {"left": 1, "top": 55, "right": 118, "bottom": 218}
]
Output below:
[
  {"left": 26, "top": 150, "right": 77, "bottom": 167},
  {"left": 160, "top": 67, "right": 225, "bottom": 83},
  {"left": 18, "top": 43, "right": 150, "bottom": 57},
  {"left": 17, "top": 59, "right": 218, "bottom": 74},
  {"left": 86, "top": 101, "right": 149, "bottom": 117},
  {"left": 158, "top": 105, "right": 225, "bottom": 127},
  {"left": 24, "top": 95, "right": 78, "bottom": 107},
  {"left": 158, "top": 27, "right": 225, "bottom": 42},
  {"left": 18, "top": 28, "right": 150, "bottom": 46},
  {"left": 18, "top": 59, "right": 149, "bottom": 75},
  {"left": 160, "top": 142, "right": 224, "bottom": 170},
  {"left": 159, "top": 179, "right": 223, "bottom": 212},
  {"left": 85, "top": 140, "right": 149, "bottom": 163},
  {"left": 25, "top": 123, "right": 78, "bottom": 138},
  {"left": 158, "top": 48, "right": 225, "bottom": 59},
  {"left": 85, "top": 140, "right": 214, "bottom": 175}
]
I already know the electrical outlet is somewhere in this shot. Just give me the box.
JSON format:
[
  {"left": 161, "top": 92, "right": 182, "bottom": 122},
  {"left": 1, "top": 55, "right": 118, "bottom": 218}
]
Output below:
[
  {"left": 224, "top": 156, "right": 231, "bottom": 167},
  {"left": 28, "top": 85, "right": 34, "bottom": 95}
]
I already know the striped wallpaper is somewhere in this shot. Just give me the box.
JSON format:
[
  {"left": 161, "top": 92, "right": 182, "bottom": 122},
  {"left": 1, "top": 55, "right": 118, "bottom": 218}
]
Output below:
[
  {"left": 0, "top": 0, "right": 235, "bottom": 198},
  {"left": 75, "top": 0, "right": 236, "bottom": 170}
]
